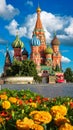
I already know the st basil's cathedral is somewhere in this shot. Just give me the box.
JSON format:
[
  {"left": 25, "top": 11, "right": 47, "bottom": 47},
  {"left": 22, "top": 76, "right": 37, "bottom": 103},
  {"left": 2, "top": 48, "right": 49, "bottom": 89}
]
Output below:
[{"left": 4, "top": 6, "right": 62, "bottom": 81}]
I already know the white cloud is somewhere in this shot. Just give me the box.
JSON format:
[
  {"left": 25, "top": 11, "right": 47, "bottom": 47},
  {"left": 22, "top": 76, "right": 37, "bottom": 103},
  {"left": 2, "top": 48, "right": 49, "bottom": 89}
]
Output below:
[
  {"left": 5, "top": 19, "right": 27, "bottom": 37},
  {"left": 64, "top": 18, "right": 73, "bottom": 37},
  {"left": 0, "top": 0, "right": 19, "bottom": 20},
  {"left": 61, "top": 56, "right": 71, "bottom": 63},
  {"left": 5, "top": 10, "right": 73, "bottom": 45},
  {"left": 26, "top": 0, "right": 33, "bottom": 7}
]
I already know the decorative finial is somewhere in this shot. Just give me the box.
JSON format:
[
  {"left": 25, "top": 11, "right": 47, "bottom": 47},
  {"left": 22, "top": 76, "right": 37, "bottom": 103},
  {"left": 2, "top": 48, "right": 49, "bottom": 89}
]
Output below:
[
  {"left": 16, "top": 30, "right": 19, "bottom": 36},
  {"left": 6, "top": 43, "right": 8, "bottom": 51},
  {"left": 54, "top": 31, "right": 56, "bottom": 37},
  {"left": 37, "top": 1, "right": 41, "bottom": 12},
  {"left": 38, "top": 1, "right": 39, "bottom": 8}
]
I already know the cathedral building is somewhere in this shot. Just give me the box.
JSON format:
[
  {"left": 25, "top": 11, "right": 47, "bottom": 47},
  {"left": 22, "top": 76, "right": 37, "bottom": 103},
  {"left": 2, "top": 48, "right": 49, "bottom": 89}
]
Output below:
[{"left": 4, "top": 6, "right": 62, "bottom": 79}]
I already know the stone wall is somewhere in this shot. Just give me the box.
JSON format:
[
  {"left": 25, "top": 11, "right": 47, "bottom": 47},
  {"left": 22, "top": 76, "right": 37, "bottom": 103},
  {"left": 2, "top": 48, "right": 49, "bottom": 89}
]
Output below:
[{"left": 3, "top": 77, "right": 34, "bottom": 84}]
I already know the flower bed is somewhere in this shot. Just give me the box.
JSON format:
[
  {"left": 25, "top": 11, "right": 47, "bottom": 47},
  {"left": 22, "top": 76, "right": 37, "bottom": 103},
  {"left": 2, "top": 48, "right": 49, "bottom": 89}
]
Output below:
[{"left": 0, "top": 88, "right": 73, "bottom": 130}]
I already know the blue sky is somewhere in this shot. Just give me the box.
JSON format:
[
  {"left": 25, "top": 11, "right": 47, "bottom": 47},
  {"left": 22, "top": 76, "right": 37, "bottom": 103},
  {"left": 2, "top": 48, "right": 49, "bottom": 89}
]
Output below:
[{"left": 0, "top": 0, "right": 73, "bottom": 75}]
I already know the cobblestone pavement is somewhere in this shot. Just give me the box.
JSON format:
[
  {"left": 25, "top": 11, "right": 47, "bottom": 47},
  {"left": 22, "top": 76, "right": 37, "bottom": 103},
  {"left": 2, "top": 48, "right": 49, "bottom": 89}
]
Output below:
[{"left": 1, "top": 83, "right": 73, "bottom": 98}]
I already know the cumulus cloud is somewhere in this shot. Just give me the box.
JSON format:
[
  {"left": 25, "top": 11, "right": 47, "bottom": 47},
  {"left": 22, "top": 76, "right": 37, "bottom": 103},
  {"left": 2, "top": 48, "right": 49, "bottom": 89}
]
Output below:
[
  {"left": 61, "top": 56, "right": 71, "bottom": 63},
  {"left": 5, "top": 10, "right": 73, "bottom": 45},
  {"left": 26, "top": 0, "right": 33, "bottom": 7},
  {"left": 64, "top": 18, "right": 73, "bottom": 37},
  {"left": 0, "top": 38, "right": 8, "bottom": 44},
  {"left": 0, "top": 0, "right": 19, "bottom": 20},
  {"left": 5, "top": 19, "right": 27, "bottom": 37}
]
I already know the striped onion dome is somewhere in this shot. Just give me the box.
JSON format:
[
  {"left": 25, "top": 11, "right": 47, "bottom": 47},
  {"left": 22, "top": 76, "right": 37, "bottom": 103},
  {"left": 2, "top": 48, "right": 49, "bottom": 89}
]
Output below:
[
  {"left": 12, "top": 35, "right": 24, "bottom": 48},
  {"left": 31, "top": 35, "right": 40, "bottom": 46},
  {"left": 45, "top": 46, "right": 53, "bottom": 54}
]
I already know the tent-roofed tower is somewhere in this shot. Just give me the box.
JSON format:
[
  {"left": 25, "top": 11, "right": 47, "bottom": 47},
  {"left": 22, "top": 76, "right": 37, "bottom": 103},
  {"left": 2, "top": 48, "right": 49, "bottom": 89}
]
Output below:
[
  {"left": 4, "top": 47, "right": 12, "bottom": 76},
  {"left": 33, "top": 6, "right": 46, "bottom": 64},
  {"left": 12, "top": 34, "right": 24, "bottom": 61}
]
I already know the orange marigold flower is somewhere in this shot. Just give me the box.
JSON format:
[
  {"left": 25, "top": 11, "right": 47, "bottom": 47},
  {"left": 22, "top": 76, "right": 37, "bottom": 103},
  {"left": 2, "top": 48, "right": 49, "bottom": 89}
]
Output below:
[
  {"left": 31, "top": 124, "right": 44, "bottom": 130},
  {"left": 0, "top": 94, "right": 7, "bottom": 100},
  {"left": 23, "top": 117, "right": 34, "bottom": 128},
  {"left": 17, "top": 99, "right": 23, "bottom": 105},
  {"left": 2, "top": 101, "right": 11, "bottom": 109},
  {"left": 16, "top": 117, "right": 34, "bottom": 130},
  {"left": 30, "top": 111, "right": 52, "bottom": 124},
  {"left": 9, "top": 97, "right": 17, "bottom": 104},
  {"left": 54, "top": 113, "right": 70, "bottom": 126},
  {"left": 16, "top": 120, "right": 29, "bottom": 130},
  {"left": 59, "top": 123, "right": 73, "bottom": 130},
  {"left": 50, "top": 105, "right": 67, "bottom": 117},
  {"left": 0, "top": 117, "right": 5, "bottom": 125}
]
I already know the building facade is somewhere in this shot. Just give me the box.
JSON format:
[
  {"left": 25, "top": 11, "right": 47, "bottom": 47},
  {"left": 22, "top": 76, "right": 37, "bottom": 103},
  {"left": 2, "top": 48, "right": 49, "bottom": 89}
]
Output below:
[{"left": 4, "top": 6, "right": 62, "bottom": 79}]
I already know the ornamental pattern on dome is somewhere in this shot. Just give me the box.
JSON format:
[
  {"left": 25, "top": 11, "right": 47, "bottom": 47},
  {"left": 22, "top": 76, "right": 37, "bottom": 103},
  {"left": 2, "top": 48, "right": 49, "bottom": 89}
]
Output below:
[
  {"left": 51, "top": 36, "right": 60, "bottom": 45},
  {"left": 31, "top": 35, "right": 40, "bottom": 46},
  {"left": 45, "top": 46, "right": 53, "bottom": 54},
  {"left": 12, "top": 35, "right": 24, "bottom": 48}
]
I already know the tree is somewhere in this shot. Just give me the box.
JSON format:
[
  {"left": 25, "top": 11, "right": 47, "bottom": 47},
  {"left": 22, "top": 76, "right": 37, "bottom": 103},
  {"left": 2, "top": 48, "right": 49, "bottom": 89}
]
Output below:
[
  {"left": 64, "top": 68, "right": 73, "bottom": 82},
  {"left": 6, "top": 59, "right": 41, "bottom": 82}
]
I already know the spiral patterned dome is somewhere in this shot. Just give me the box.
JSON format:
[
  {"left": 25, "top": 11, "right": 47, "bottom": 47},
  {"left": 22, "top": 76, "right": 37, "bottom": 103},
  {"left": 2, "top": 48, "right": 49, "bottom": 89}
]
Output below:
[
  {"left": 12, "top": 35, "right": 24, "bottom": 48},
  {"left": 31, "top": 35, "right": 40, "bottom": 46},
  {"left": 45, "top": 46, "right": 53, "bottom": 54}
]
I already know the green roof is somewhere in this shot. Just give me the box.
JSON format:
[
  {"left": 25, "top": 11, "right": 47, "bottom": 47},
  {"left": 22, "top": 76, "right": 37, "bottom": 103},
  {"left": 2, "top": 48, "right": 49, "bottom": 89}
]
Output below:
[{"left": 41, "top": 65, "right": 51, "bottom": 71}]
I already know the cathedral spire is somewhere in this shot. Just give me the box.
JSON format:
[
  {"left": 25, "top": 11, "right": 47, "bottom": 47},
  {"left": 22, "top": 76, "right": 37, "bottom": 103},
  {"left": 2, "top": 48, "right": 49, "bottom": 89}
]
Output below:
[{"left": 35, "top": 5, "right": 42, "bottom": 29}]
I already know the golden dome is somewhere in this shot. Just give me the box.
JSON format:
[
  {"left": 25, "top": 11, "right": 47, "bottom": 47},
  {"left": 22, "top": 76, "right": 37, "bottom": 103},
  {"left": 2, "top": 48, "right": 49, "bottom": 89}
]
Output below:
[{"left": 37, "top": 7, "right": 41, "bottom": 12}]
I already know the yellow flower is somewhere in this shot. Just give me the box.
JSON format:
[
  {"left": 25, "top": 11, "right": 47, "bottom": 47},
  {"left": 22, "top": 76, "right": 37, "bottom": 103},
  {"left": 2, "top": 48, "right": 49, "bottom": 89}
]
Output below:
[
  {"left": 23, "top": 117, "right": 34, "bottom": 128},
  {"left": 0, "top": 117, "right": 5, "bottom": 125},
  {"left": 29, "top": 102, "right": 37, "bottom": 108},
  {"left": 30, "top": 111, "right": 52, "bottom": 124},
  {"left": 50, "top": 105, "right": 67, "bottom": 117},
  {"left": 16, "top": 117, "right": 44, "bottom": 130},
  {"left": 0, "top": 94, "right": 7, "bottom": 100},
  {"left": 9, "top": 97, "right": 17, "bottom": 104},
  {"left": 54, "top": 113, "right": 70, "bottom": 126},
  {"left": 2, "top": 101, "right": 11, "bottom": 109},
  {"left": 16, "top": 117, "right": 34, "bottom": 130},
  {"left": 16, "top": 119, "right": 29, "bottom": 130},
  {"left": 31, "top": 124, "right": 44, "bottom": 130},
  {"left": 59, "top": 123, "right": 73, "bottom": 130}
]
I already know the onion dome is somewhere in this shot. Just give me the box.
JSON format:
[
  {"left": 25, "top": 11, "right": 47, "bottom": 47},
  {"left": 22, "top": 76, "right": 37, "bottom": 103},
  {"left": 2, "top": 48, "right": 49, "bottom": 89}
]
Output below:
[
  {"left": 22, "top": 48, "right": 28, "bottom": 57},
  {"left": 37, "top": 7, "right": 41, "bottom": 12},
  {"left": 45, "top": 46, "right": 53, "bottom": 54},
  {"left": 31, "top": 35, "right": 40, "bottom": 46},
  {"left": 12, "top": 35, "right": 24, "bottom": 48},
  {"left": 51, "top": 33, "right": 60, "bottom": 45}
]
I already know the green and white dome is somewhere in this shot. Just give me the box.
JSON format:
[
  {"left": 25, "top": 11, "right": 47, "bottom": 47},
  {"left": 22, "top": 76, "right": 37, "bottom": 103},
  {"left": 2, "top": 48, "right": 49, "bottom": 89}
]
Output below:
[{"left": 12, "top": 35, "right": 24, "bottom": 48}]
